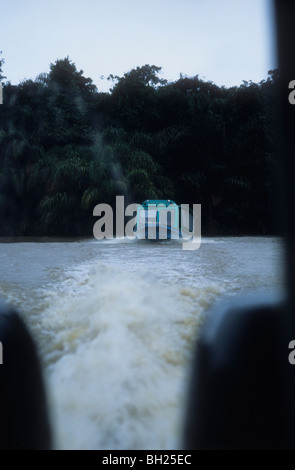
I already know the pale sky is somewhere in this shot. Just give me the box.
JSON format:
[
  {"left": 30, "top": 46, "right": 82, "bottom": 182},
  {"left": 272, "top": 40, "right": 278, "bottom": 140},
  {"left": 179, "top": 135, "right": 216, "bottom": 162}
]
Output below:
[{"left": 1, "top": 0, "right": 276, "bottom": 92}]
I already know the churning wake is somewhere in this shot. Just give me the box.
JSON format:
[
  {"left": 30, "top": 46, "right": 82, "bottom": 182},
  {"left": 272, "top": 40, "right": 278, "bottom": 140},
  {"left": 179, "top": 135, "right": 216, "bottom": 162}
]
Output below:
[
  {"left": 35, "top": 260, "right": 221, "bottom": 450},
  {"left": 0, "top": 237, "right": 283, "bottom": 449}
]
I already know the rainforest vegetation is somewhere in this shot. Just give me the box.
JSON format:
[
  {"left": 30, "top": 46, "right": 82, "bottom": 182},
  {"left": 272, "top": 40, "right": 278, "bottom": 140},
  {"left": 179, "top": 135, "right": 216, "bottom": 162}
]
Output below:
[{"left": 0, "top": 53, "right": 280, "bottom": 236}]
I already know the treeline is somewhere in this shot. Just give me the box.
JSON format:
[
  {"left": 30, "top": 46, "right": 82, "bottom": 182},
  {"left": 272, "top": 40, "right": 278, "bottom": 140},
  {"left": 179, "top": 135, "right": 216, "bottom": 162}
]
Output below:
[{"left": 0, "top": 55, "right": 280, "bottom": 236}]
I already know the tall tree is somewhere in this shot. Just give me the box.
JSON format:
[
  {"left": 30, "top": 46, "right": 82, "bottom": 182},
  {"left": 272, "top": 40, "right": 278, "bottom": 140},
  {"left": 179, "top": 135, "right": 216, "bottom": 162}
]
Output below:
[
  {"left": 44, "top": 57, "right": 97, "bottom": 146},
  {"left": 108, "top": 65, "right": 166, "bottom": 131},
  {"left": 48, "top": 56, "right": 97, "bottom": 93}
]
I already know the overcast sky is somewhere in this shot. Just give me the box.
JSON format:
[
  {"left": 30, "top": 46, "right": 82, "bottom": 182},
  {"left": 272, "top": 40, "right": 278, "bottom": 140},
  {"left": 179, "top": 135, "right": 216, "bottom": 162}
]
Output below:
[{"left": 1, "top": 0, "right": 276, "bottom": 92}]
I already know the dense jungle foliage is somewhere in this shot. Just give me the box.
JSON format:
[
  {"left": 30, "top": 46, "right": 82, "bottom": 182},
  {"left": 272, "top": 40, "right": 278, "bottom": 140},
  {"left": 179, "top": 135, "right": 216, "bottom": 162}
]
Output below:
[{"left": 0, "top": 53, "right": 280, "bottom": 236}]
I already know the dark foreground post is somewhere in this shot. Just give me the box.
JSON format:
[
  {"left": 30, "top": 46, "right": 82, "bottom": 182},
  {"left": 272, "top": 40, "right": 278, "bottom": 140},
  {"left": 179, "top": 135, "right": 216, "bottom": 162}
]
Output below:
[
  {"left": 183, "top": 293, "right": 292, "bottom": 449},
  {"left": 183, "top": 0, "right": 295, "bottom": 449},
  {"left": 0, "top": 302, "right": 51, "bottom": 450}
]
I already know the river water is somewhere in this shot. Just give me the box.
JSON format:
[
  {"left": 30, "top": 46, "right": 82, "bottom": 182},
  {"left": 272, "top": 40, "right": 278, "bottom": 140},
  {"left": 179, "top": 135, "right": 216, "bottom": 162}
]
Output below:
[{"left": 0, "top": 237, "right": 285, "bottom": 449}]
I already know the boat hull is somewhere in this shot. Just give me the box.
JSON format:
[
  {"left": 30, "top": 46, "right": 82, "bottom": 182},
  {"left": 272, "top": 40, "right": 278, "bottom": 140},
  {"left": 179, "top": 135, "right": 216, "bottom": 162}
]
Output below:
[{"left": 135, "top": 223, "right": 182, "bottom": 240}]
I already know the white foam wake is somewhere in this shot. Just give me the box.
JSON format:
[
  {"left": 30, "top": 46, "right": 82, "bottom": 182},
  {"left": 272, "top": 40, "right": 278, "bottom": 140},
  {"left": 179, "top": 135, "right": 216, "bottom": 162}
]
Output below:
[{"left": 36, "top": 261, "right": 221, "bottom": 450}]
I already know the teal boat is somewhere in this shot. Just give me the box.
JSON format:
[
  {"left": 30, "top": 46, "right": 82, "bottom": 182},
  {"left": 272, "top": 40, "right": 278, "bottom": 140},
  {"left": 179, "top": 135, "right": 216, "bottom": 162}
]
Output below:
[{"left": 135, "top": 200, "right": 182, "bottom": 240}]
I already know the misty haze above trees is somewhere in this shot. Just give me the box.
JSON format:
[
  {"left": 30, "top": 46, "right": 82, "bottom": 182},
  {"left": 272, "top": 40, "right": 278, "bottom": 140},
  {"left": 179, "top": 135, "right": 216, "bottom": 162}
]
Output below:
[{"left": 0, "top": 55, "right": 279, "bottom": 236}]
